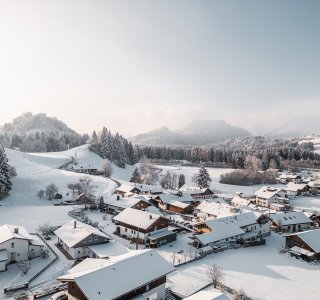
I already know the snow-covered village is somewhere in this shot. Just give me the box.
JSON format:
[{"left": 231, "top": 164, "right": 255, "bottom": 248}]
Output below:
[{"left": 1, "top": 1, "right": 320, "bottom": 300}]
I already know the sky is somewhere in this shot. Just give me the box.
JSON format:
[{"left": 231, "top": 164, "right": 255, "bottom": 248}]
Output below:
[{"left": 1, "top": 0, "right": 320, "bottom": 137}]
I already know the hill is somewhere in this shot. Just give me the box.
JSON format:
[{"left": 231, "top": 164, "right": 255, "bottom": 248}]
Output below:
[
  {"left": 0, "top": 112, "right": 87, "bottom": 152},
  {"left": 130, "top": 120, "right": 251, "bottom": 145}
]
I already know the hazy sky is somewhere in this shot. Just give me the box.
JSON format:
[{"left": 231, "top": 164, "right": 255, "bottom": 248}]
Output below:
[{"left": 1, "top": 0, "right": 320, "bottom": 137}]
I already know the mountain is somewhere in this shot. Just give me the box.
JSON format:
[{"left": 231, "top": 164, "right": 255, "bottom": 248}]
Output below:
[
  {"left": 0, "top": 112, "right": 77, "bottom": 136},
  {"left": 265, "top": 116, "right": 320, "bottom": 137},
  {"left": 0, "top": 112, "right": 87, "bottom": 152},
  {"left": 130, "top": 120, "right": 251, "bottom": 146}
]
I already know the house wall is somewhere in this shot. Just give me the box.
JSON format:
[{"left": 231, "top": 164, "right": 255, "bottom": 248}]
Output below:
[
  {"left": 0, "top": 260, "right": 7, "bottom": 272},
  {"left": 29, "top": 244, "right": 43, "bottom": 257},
  {"left": 285, "top": 234, "right": 320, "bottom": 260},
  {"left": 142, "top": 282, "right": 166, "bottom": 300},
  {"left": 0, "top": 238, "right": 30, "bottom": 262},
  {"left": 68, "top": 282, "right": 88, "bottom": 300}
]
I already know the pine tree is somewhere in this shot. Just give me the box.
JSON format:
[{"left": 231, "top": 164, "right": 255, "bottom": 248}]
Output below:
[
  {"left": 0, "top": 146, "right": 12, "bottom": 197},
  {"left": 178, "top": 173, "right": 185, "bottom": 189},
  {"left": 196, "top": 162, "right": 212, "bottom": 188},
  {"left": 130, "top": 167, "right": 142, "bottom": 183}
]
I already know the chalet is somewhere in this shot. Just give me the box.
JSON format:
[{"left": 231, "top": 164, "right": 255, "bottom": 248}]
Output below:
[
  {"left": 0, "top": 224, "right": 45, "bottom": 272},
  {"left": 308, "top": 179, "right": 320, "bottom": 195},
  {"left": 285, "top": 229, "right": 320, "bottom": 261},
  {"left": 152, "top": 194, "right": 192, "bottom": 214},
  {"left": 104, "top": 195, "right": 150, "bottom": 214},
  {"left": 113, "top": 208, "right": 176, "bottom": 246},
  {"left": 254, "top": 186, "right": 287, "bottom": 208},
  {"left": 115, "top": 183, "right": 163, "bottom": 196},
  {"left": 231, "top": 192, "right": 254, "bottom": 208},
  {"left": 54, "top": 220, "right": 111, "bottom": 259},
  {"left": 58, "top": 250, "right": 174, "bottom": 300},
  {"left": 270, "top": 211, "right": 313, "bottom": 233},
  {"left": 179, "top": 185, "right": 214, "bottom": 200},
  {"left": 278, "top": 173, "right": 302, "bottom": 184},
  {"left": 194, "top": 212, "right": 269, "bottom": 248},
  {"left": 71, "top": 166, "right": 98, "bottom": 175},
  {"left": 195, "top": 201, "right": 236, "bottom": 220},
  {"left": 285, "top": 182, "right": 310, "bottom": 198}
]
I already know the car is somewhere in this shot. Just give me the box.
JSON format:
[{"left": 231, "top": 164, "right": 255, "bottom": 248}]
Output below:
[
  {"left": 44, "top": 234, "right": 51, "bottom": 240},
  {"left": 177, "top": 249, "right": 184, "bottom": 254}
]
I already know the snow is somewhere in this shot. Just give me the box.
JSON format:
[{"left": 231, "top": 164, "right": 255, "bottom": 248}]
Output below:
[
  {"left": 269, "top": 211, "right": 312, "bottom": 226},
  {"left": 165, "top": 233, "right": 320, "bottom": 300},
  {"left": 113, "top": 207, "right": 162, "bottom": 230},
  {"left": 0, "top": 224, "right": 33, "bottom": 244},
  {"left": 184, "top": 290, "right": 229, "bottom": 300},
  {"left": 292, "top": 195, "right": 320, "bottom": 212}
]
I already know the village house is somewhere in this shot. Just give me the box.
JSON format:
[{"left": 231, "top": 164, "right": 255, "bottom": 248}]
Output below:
[
  {"left": 0, "top": 224, "right": 45, "bottom": 272},
  {"left": 113, "top": 208, "right": 176, "bottom": 247},
  {"left": 231, "top": 192, "right": 254, "bottom": 208},
  {"left": 104, "top": 195, "right": 151, "bottom": 214},
  {"left": 285, "top": 229, "right": 320, "bottom": 261},
  {"left": 115, "top": 183, "right": 163, "bottom": 197},
  {"left": 269, "top": 211, "right": 313, "bottom": 233},
  {"left": 285, "top": 182, "right": 310, "bottom": 198},
  {"left": 278, "top": 173, "right": 302, "bottom": 184},
  {"left": 194, "top": 211, "right": 269, "bottom": 248},
  {"left": 308, "top": 179, "right": 320, "bottom": 195},
  {"left": 254, "top": 186, "right": 287, "bottom": 208},
  {"left": 179, "top": 184, "right": 215, "bottom": 200},
  {"left": 151, "top": 194, "right": 193, "bottom": 214},
  {"left": 70, "top": 166, "right": 98, "bottom": 175},
  {"left": 54, "top": 220, "right": 111, "bottom": 259},
  {"left": 195, "top": 200, "right": 237, "bottom": 221},
  {"left": 58, "top": 249, "right": 174, "bottom": 300}
]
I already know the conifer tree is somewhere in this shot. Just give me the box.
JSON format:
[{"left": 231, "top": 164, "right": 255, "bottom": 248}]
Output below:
[
  {"left": 130, "top": 167, "right": 142, "bottom": 183},
  {"left": 196, "top": 161, "right": 212, "bottom": 188},
  {"left": 0, "top": 146, "right": 12, "bottom": 197}
]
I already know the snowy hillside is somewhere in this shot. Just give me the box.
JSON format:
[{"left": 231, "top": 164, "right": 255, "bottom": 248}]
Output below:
[{"left": 2, "top": 145, "right": 134, "bottom": 206}]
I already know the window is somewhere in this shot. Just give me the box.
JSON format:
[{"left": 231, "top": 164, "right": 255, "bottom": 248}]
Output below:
[
  {"left": 94, "top": 235, "right": 98, "bottom": 241},
  {"left": 125, "top": 228, "right": 128, "bottom": 232},
  {"left": 88, "top": 237, "right": 92, "bottom": 242},
  {"left": 83, "top": 239, "right": 86, "bottom": 243},
  {"left": 11, "top": 242, "right": 14, "bottom": 248}
]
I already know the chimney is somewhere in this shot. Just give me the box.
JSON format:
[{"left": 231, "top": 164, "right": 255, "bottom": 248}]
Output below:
[
  {"left": 117, "top": 195, "right": 120, "bottom": 201},
  {"left": 14, "top": 227, "right": 19, "bottom": 234},
  {"left": 149, "top": 214, "right": 152, "bottom": 220},
  {"left": 74, "top": 221, "right": 77, "bottom": 229}
]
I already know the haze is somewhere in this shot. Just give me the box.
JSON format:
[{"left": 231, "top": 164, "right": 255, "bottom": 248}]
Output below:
[{"left": 1, "top": 0, "right": 320, "bottom": 137}]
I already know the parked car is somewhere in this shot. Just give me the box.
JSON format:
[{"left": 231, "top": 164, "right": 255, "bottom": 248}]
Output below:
[{"left": 44, "top": 234, "right": 51, "bottom": 240}]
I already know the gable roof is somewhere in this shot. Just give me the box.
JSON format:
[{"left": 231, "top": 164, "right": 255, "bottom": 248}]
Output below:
[
  {"left": 54, "top": 220, "right": 111, "bottom": 248},
  {"left": 105, "top": 195, "right": 145, "bottom": 210},
  {"left": 196, "top": 201, "right": 233, "bottom": 218},
  {"left": 286, "top": 182, "right": 308, "bottom": 192},
  {"left": 58, "top": 250, "right": 174, "bottom": 300},
  {"left": 155, "top": 194, "right": 190, "bottom": 209},
  {"left": 270, "top": 211, "right": 313, "bottom": 226},
  {"left": 287, "top": 229, "right": 320, "bottom": 253},
  {"left": 254, "top": 186, "right": 283, "bottom": 200},
  {"left": 184, "top": 290, "right": 229, "bottom": 300},
  {"left": 0, "top": 224, "right": 33, "bottom": 244},
  {"left": 113, "top": 208, "right": 164, "bottom": 230}
]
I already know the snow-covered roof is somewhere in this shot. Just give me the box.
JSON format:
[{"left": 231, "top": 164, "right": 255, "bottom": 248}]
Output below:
[
  {"left": 270, "top": 211, "right": 313, "bottom": 226},
  {"left": 195, "top": 218, "right": 245, "bottom": 245},
  {"left": 196, "top": 201, "right": 233, "bottom": 218},
  {"left": 279, "top": 173, "right": 301, "bottom": 180},
  {"left": 0, "top": 224, "right": 33, "bottom": 244},
  {"left": 113, "top": 208, "right": 163, "bottom": 230},
  {"left": 184, "top": 290, "right": 229, "bottom": 300},
  {"left": 231, "top": 195, "right": 252, "bottom": 207},
  {"left": 86, "top": 240, "right": 130, "bottom": 258},
  {"left": 156, "top": 194, "right": 190, "bottom": 209},
  {"left": 58, "top": 250, "right": 174, "bottom": 300},
  {"left": 287, "top": 229, "right": 320, "bottom": 253},
  {"left": 179, "top": 185, "right": 213, "bottom": 195},
  {"left": 254, "top": 186, "right": 283, "bottom": 200},
  {"left": 54, "top": 220, "right": 111, "bottom": 248},
  {"left": 105, "top": 195, "right": 143, "bottom": 210},
  {"left": 0, "top": 249, "right": 8, "bottom": 262},
  {"left": 286, "top": 182, "right": 308, "bottom": 192},
  {"left": 133, "top": 183, "right": 163, "bottom": 194}
]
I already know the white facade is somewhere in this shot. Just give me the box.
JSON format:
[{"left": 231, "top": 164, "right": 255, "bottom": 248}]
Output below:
[
  {"left": 118, "top": 225, "right": 167, "bottom": 243},
  {"left": 0, "top": 238, "right": 30, "bottom": 262}
]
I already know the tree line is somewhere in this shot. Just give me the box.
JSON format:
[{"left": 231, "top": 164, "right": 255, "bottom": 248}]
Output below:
[{"left": 133, "top": 136, "right": 320, "bottom": 170}]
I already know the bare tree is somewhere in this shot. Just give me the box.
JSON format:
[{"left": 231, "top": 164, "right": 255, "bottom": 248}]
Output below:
[
  {"left": 207, "top": 264, "right": 224, "bottom": 288},
  {"left": 18, "top": 260, "right": 31, "bottom": 275},
  {"left": 102, "top": 159, "right": 113, "bottom": 177},
  {"left": 233, "top": 288, "right": 247, "bottom": 300},
  {"left": 67, "top": 182, "right": 81, "bottom": 200},
  {"left": 37, "top": 189, "right": 45, "bottom": 199},
  {"left": 45, "top": 183, "right": 58, "bottom": 200},
  {"left": 78, "top": 177, "right": 97, "bottom": 210}
]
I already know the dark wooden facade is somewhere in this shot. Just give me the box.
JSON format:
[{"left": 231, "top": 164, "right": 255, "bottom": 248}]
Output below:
[{"left": 66, "top": 276, "right": 166, "bottom": 300}]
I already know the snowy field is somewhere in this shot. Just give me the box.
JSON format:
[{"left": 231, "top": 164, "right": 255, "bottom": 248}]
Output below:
[
  {"left": 164, "top": 234, "right": 320, "bottom": 300},
  {"left": 157, "top": 164, "right": 284, "bottom": 195},
  {"left": 292, "top": 195, "right": 320, "bottom": 212},
  {"left": 2, "top": 145, "right": 133, "bottom": 206}
]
